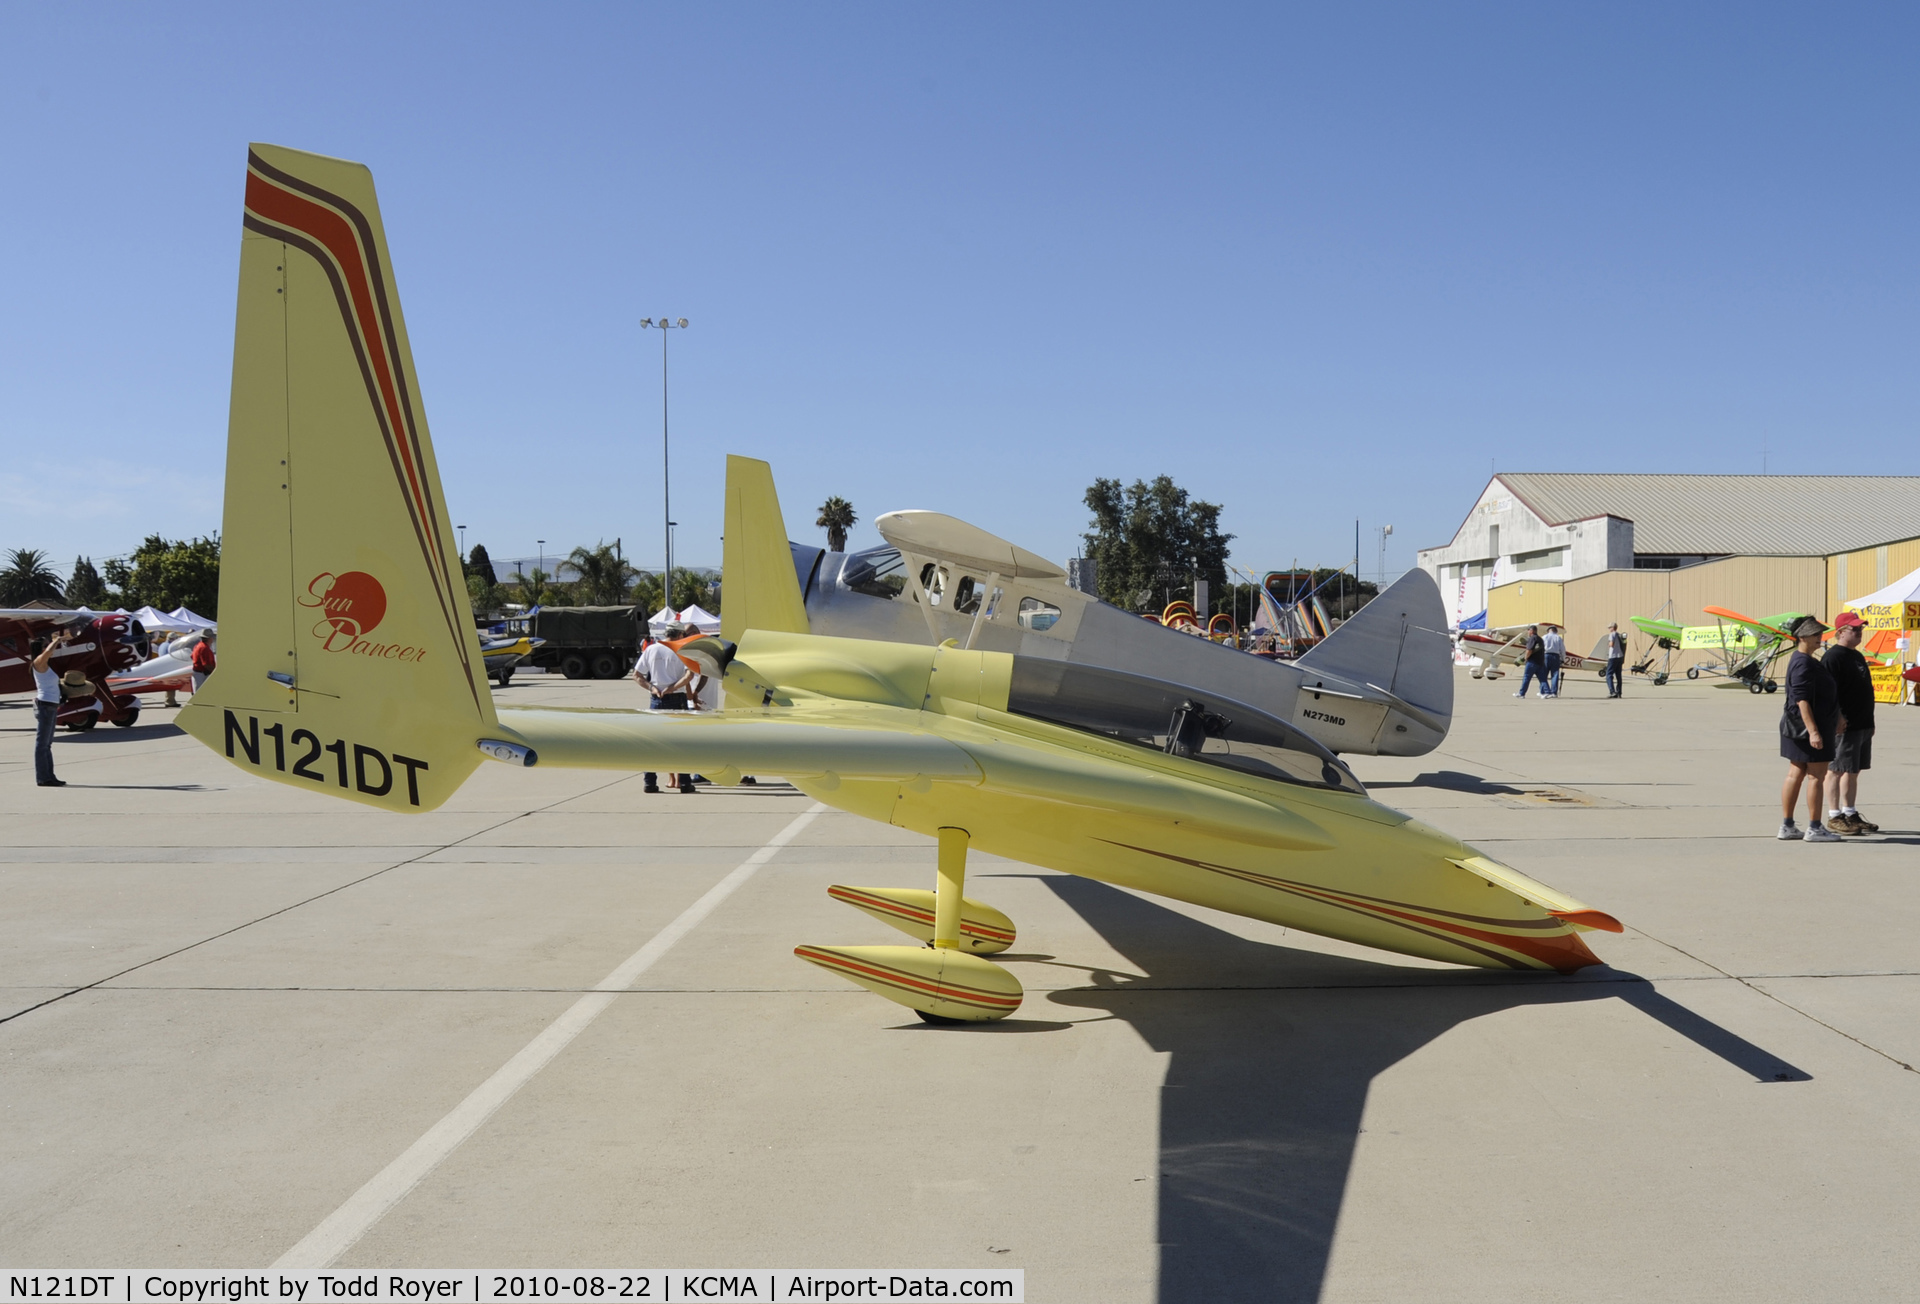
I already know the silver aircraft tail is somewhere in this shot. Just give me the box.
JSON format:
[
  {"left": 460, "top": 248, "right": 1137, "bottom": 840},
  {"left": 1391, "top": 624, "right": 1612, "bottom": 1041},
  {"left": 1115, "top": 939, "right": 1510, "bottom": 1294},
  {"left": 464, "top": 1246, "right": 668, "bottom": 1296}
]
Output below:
[{"left": 1296, "top": 569, "right": 1454, "bottom": 751}]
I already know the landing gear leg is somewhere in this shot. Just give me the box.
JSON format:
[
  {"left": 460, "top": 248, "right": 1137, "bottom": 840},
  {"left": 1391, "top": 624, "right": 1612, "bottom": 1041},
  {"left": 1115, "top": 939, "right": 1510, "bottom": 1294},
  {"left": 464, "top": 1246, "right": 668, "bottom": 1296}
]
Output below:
[
  {"left": 795, "top": 823, "right": 1024, "bottom": 1022},
  {"left": 933, "top": 826, "right": 968, "bottom": 952}
]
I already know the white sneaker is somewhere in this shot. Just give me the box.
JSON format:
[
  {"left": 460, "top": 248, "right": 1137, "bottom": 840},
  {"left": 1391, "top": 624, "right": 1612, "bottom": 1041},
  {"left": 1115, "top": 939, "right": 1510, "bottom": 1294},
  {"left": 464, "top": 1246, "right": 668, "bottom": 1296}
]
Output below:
[
  {"left": 1513, "top": 691, "right": 1525, "bottom": 698},
  {"left": 1805, "top": 825, "right": 1843, "bottom": 843},
  {"left": 1777, "top": 822, "right": 1802, "bottom": 840}
]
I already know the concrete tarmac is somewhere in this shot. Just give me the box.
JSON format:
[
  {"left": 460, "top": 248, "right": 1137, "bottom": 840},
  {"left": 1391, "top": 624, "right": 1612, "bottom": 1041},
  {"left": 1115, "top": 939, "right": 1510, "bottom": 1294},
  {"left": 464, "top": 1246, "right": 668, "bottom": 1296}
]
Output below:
[{"left": 2, "top": 667, "right": 1916, "bottom": 1302}]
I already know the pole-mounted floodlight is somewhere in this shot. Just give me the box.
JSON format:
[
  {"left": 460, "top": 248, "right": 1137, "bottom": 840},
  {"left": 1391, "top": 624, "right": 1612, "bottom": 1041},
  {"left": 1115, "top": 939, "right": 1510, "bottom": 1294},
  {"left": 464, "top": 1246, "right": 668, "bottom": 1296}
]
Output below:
[{"left": 641, "top": 316, "right": 690, "bottom": 600}]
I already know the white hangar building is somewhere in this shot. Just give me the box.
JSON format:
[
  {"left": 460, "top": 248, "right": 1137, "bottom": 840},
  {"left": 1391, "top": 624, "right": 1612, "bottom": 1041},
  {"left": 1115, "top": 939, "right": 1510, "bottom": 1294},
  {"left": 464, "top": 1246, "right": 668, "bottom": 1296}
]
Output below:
[{"left": 1417, "top": 473, "right": 1920, "bottom": 634}]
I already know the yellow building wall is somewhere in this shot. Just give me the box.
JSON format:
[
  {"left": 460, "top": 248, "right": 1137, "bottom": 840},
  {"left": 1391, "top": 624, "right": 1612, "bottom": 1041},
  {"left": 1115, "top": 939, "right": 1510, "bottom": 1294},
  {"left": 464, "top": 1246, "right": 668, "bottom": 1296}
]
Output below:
[
  {"left": 1552, "top": 557, "right": 1828, "bottom": 660},
  {"left": 1829, "top": 535, "right": 1920, "bottom": 607},
  {"left": 1487, "top": 580, "right": 1563, "bottom": 632}
]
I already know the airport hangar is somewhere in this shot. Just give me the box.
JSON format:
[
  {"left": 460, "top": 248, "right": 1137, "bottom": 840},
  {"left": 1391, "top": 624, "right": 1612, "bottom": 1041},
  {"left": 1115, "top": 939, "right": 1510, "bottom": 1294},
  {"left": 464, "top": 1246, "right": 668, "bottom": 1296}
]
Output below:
[{"left": 1416, "top": 472, "right": 1920, "bottom": 657}]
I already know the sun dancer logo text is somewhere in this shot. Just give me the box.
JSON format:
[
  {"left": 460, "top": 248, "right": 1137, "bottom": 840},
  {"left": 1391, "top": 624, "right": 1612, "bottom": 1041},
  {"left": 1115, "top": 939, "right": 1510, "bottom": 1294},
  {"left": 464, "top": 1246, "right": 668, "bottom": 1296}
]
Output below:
[{"left": 300, "top": 571, "right": 427, "bottom": 662}]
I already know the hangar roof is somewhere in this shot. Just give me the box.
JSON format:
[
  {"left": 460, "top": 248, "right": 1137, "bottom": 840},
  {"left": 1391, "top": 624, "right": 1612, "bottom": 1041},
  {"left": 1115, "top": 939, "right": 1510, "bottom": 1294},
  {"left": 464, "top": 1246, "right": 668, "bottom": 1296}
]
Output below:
[{"left": 1494, "top": 473, "right": 1920, "bottom": 556}]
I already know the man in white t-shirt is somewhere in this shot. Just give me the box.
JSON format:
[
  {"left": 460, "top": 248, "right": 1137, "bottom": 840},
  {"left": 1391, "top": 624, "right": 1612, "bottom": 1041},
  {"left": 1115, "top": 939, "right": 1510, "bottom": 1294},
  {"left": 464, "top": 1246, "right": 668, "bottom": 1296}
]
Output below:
[
  {"left": 633, "top": 626, "right": 696, "bottom": 794},
  {"left": 1542, "top": 625, "right": 1566, "bottom": 697},
  {"left": 30, "top": 630, "right": 74, "bottom": 787}
]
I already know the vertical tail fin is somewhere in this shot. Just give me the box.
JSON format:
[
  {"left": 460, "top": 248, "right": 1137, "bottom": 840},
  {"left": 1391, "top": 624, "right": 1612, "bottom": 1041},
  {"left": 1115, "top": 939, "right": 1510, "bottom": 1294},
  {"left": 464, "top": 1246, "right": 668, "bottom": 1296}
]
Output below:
[
  {"left": 721, "top": 455, "right": 810, "bottom": 643},
  {"left": 179, "top": 144, "right": 493, "bottom": 812}
]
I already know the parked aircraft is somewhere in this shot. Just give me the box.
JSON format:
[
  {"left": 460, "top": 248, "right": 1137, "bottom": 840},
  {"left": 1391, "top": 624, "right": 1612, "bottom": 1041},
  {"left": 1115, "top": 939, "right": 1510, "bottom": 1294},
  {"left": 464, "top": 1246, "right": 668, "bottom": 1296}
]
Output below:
[
  {"left": 786, "top": 508, "right": 1454, "bottom": 758},
  {"left": 180, "top": 144, "right": 1618, "bottom": 1024},
  {"left": 1457, "top": 626, "right": 1612, "bottom": 681},
  {"left": 1632, "top": 607, "right": 1801, "bottom": 693},
  {"left": 0, "top": 608, "right": 148, "bottom": 728},
  {"left": 107, "top": 632, "right": 202, "bottom": 700}
]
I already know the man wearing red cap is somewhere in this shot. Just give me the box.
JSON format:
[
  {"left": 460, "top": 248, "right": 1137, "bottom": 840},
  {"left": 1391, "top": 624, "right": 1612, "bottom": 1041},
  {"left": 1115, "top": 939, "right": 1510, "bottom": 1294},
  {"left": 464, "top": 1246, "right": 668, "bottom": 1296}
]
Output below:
[{"left": 1823, "top": 611, "right": 1879, "bottom": 835}]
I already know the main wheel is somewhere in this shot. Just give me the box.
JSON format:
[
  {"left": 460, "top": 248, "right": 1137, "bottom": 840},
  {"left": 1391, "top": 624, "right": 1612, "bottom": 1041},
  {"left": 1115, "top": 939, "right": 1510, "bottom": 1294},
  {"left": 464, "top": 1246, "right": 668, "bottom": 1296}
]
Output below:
[
  {"left": 494, "top": 667, "right": 513, "bottom": 687},
  {"left": 65, "top": 716, "right": 98, "bottom": 732},
  {"left": 1686, "top": 666, "right": 1700, "bottom": 680},
  {"left": 590, "top": 651, "right": 621, "bottom": 679},
  {"left": 914, "top": 1010, "right": 970, "bottom": 1026},
  {"left": 560, "top": 653, "right": 588, "bottom": 679},
  {"left": 1749, "top": 680, "right": 1764, "bottom": 694},
  {"left": 1763, "top": 679, "right": 1778, "bottom": 694},
  {"left": 112, "top": 707, "right": 141, "bottom": 727}
]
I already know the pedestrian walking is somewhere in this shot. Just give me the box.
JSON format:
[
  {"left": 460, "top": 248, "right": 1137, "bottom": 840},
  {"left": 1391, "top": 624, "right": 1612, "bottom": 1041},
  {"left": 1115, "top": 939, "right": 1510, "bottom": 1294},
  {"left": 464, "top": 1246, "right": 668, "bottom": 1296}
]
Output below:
[
  {"left": 29, "top": 629, "right": 73, "bottom": 787},
  {"left": 1778, "top": 616, "right": 1840, "bottom": 842},
  {"left": 1822, "top": 611, "right": 1879, "bottom": 835},
  {"left": 1513, "top": 625, "right": 1548, "bottom": 698},
  {"left": 633, "top": 624, "right": 697, "bottom": 794},
  {"left": 1542, "top": 625, "right": 1565, "bottom": 697},
  {"left": 1603, "top": 622, "right": 1627, "bottom": 699},
  {"left": 189, "top": 632, "right": 216, "bottom": 693}
]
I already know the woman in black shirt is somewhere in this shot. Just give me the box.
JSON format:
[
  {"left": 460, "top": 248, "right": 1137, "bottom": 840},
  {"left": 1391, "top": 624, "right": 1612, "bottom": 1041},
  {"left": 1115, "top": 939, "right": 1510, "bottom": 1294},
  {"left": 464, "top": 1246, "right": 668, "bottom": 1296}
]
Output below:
[{"left": 1778, "top": 616, "right": 1837, "bottom": 840}]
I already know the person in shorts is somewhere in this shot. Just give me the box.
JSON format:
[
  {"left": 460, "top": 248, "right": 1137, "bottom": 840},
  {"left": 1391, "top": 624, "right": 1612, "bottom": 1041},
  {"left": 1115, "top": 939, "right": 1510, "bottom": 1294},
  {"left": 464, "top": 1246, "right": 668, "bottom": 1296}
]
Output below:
[
  {"left": 1778, "top": 616, "right": 1839, "bottom": 841},
  {"left": 1822, "top": 611, "right": 1878, "bottom": 835}
]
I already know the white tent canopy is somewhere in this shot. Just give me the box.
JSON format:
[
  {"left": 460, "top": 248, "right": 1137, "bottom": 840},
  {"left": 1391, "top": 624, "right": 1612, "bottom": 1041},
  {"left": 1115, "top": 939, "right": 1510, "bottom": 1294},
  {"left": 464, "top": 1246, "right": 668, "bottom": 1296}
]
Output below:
[
  {"left": 1840, "top": 564, "right": 1920, "bottom": 610},
  {"left": 647, "top": 605, "right": 721, "bottom": 637}
]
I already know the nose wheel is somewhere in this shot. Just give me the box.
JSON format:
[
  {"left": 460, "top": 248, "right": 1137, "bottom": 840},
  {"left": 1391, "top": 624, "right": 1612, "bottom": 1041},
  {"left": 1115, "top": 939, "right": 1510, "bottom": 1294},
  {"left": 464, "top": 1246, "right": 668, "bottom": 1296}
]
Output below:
[{"left": 797, "top": 827, "right": 1024, "bottom": 1023}]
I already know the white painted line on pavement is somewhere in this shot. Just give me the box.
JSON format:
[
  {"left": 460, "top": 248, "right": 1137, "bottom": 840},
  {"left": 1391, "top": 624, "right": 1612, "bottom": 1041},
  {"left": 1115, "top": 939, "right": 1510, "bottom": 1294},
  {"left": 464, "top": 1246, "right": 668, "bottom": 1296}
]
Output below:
[{"left": 274, "top": 802, "right": 828, "bottom": 1269}]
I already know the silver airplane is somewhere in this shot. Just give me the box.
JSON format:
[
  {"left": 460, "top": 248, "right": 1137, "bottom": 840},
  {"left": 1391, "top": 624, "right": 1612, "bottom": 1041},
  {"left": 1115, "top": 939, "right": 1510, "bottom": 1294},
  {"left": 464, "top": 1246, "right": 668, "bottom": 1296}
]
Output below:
[{"left": 779, "top": 499, "right": 1454, "bottom": 757}]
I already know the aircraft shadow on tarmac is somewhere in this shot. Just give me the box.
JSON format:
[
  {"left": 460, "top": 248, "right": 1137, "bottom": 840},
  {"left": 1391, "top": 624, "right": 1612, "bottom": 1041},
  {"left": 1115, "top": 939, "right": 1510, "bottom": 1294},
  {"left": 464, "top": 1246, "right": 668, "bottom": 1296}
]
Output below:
[
  {"left": 1039, "top": 877, "right": 1809, "bottom": 1304},
  {"left": 1363, "top": 769, "right": 1524, "bottom": 796},
  {"left": 57, "top": 722, "right": 187, "bottom": 744}
]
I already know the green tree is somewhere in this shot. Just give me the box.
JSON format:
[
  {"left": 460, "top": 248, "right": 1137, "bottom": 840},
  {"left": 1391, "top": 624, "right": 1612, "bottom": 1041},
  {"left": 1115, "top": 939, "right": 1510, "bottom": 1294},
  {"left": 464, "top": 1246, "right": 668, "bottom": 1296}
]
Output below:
[
  {"left": 510, "top": 568, "right": 562, "bottom": 609},
  {"left": 667, "top": 567, "right": 718, "bottom": 612},
  {"left": 116, "top": 535, "right": 222, "bottom": 617},
  {"left": 65, "top": 556, "right": 108, "bottom": 609},
  {"left": 0, "top": 548, "right": 66, "bottom": 605},
  {"left": 816, "top": 496, "right": 857, "bottom": 552},
  {"left": 464, "top": 544, "right": 498, "bottom": 587},
  {"left": 466, "top": 571, "right": 500, "bottom": 619},
  {"left": 1081, "top": 477, "right": 1233, "bottom": 614},
  {"left": 568, "top": 541, "right": 639, "bottom": 606}
]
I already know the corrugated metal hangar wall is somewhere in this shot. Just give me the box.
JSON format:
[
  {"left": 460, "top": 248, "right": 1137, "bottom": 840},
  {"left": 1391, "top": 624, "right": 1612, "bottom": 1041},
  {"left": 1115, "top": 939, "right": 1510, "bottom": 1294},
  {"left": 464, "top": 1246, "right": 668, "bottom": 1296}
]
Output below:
[{"left": 1489, "top": 554, "right": 1846, "bottom": 659}]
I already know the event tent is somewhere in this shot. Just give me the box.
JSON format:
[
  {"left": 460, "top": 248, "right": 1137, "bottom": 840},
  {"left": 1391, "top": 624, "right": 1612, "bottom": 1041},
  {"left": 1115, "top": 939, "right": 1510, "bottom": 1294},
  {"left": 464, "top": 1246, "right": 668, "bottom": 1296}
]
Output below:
[
  {"left": 127, "top": 605, "right": 216, "bottom": 633},
  {"left": 647, "top": 605, "right": 721, "bottom": 637},
  {"left": 1840, "top": 564, "right": 1920, "bottom": 612}
]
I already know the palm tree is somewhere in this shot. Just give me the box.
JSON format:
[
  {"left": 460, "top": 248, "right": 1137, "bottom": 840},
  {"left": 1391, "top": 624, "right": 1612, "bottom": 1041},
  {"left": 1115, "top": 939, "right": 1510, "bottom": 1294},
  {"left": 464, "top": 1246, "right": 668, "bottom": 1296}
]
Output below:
[
  {"left": 816, "top": 497, "right": 857, "bottom": 552},
  {"left": 0, "top": 548, "right": 66, "bottom": 605},
  {"left": 567, "top": 541, "right": 638, "bottom": 606}
]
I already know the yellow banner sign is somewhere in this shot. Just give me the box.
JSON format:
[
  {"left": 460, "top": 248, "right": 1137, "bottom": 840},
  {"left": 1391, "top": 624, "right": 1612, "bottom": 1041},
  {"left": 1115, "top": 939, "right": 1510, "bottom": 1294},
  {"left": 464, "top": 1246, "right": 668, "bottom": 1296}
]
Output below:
[
  {"left": 1849, "top": 601, "right": 1920, "bottom": 632},
  {"left": 1870, "top": 662, "right": 1908, "bottom": 704}
]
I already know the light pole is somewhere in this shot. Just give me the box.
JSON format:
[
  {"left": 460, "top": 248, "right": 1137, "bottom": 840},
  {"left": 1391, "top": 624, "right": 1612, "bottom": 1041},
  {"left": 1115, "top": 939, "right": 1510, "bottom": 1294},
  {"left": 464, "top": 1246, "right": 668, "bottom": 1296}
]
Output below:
[
  {"left": 537, "top": 540, "right": 545, "bottom": 600},
  {"left": 457, "top": 525, "right": 467, "bottom": 561},
  {"left": 641, "top": 316, "right": 690, "bottom": 606},
  {"left": 1376, "top": 525, "right": 1393, "bottom": 586}
]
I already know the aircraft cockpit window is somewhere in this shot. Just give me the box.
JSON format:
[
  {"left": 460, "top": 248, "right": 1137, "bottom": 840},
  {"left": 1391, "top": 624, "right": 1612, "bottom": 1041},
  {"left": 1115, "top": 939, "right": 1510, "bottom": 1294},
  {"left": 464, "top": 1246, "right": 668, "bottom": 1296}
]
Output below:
[
  {"left": 841, "top": 548, "right": 908, "bottom": 600},
  {"left": 1005, "top": 657, "right": 1364, "bottom": 795},
  {"left": 919, "top": 563, "right": 949, "bottom": 607},
  {"left": 1016, "top": 596, "right": 1061, "bottom": 631},
  {"left": 953, "top": 576, "right": 982, "bottom": 615}
]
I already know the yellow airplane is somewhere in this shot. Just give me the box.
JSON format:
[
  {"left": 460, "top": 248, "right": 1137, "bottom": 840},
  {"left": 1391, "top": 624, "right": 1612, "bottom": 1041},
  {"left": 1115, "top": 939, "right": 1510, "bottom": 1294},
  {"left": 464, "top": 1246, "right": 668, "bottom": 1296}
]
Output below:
[{"left": 180, "top": 143, "right": 1621, "bottom": 1023}]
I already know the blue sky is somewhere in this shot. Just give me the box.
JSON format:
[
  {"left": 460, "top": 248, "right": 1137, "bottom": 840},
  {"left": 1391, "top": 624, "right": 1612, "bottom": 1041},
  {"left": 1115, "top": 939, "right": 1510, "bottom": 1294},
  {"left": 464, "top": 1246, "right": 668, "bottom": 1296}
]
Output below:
[{"left": 3, "top": 3, "right": 1914, "bottom": 585}]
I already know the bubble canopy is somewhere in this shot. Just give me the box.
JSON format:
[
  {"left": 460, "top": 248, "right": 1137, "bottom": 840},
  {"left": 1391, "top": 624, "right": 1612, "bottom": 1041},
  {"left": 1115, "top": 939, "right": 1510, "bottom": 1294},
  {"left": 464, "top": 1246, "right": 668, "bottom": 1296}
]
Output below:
[{"left": 1005, "top": 657, "right": 1365, "bottom": 795}]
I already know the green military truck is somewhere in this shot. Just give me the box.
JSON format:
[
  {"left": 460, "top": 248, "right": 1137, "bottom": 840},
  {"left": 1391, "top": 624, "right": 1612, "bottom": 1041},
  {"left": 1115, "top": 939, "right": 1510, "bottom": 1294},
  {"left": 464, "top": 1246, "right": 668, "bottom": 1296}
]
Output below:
[{"left": 523, "top": 605, "right": 645, "bottom": 680}]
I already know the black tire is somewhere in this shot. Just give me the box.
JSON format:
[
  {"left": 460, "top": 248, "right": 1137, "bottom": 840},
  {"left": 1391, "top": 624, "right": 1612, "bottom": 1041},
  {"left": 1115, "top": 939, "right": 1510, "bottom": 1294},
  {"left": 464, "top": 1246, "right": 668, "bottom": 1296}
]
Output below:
[
  {"left": 1686, "top": 666, "right": 1700, "bottom": 680},
  {"left": 560, "top": 653, "right": 588, "bottom": 680},
  {"left": 590, "top": 651, "right": 620, "bottom": 680},
  {"left": 1763, "top": 679, "right": 1778, "bottom": 694},
  {"left": 914, "top": 1009, "right": 970, "bottom": 1026},
  {"left": 1749, "top": 680, "right": 1764, "bottom": 694},
  {"left": 112, "top": 707, "right": 141, "bottom": 728},
  {"left": 1653, "top": 674, "right": 1668, "bottom": 686},
  {"left": 65, "top": 716, "right": 98, "bottom": 732},
  {"left": 495, "top": 667, "right": 513, "bottom": 687}
]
